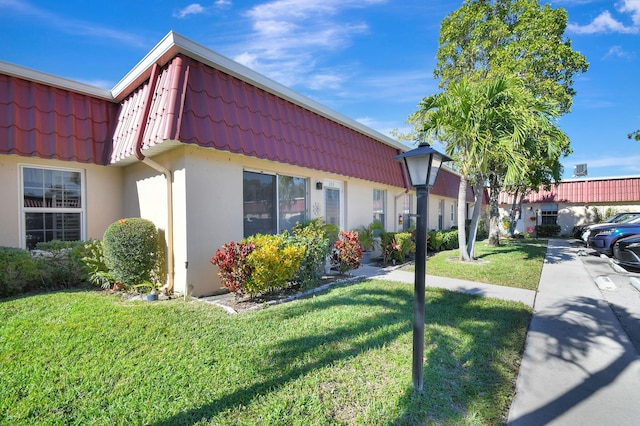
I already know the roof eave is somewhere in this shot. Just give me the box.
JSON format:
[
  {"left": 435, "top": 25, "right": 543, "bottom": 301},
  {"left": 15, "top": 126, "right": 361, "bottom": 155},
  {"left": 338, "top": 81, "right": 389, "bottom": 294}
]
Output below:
[
  {"left": 111, "top": 31, "right": 409, "bottom": 152},
  {"left": 0, "top": 60, "right": 114, "bottom": 100}
]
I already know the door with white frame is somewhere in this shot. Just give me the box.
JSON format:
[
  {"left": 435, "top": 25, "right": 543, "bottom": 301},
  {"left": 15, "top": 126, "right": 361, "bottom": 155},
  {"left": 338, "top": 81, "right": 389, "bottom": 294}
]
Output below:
[{"left": 324, "top": 180, "right": 344, "bottom": 230}]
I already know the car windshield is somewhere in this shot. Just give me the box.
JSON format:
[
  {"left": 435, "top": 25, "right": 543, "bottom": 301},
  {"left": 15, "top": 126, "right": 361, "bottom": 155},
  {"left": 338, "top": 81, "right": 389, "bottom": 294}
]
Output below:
[{"left": 621, "top": 215, "right": 640, "bottom": 224}]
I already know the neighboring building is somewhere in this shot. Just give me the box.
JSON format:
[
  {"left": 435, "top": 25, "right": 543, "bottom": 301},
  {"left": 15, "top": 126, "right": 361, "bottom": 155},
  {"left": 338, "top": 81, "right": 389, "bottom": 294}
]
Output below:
[
  {"left": 498, "top": 176, "right": 640, "bottom": 236},
  {"left": 1, "top": 31, "right": 476, "bottom": 296}
]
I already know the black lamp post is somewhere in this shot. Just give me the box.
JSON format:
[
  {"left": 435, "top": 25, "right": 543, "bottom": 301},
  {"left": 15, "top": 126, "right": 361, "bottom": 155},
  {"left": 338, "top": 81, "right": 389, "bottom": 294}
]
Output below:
[{"left": 394, "top": 142, "right": 452, "bottom": 391}]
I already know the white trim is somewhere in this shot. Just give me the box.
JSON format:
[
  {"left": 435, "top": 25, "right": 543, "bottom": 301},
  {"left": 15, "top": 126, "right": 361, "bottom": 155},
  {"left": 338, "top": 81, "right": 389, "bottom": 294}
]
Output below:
[{"left": 18, "top": 164, "right": 87, "bottom": 249}]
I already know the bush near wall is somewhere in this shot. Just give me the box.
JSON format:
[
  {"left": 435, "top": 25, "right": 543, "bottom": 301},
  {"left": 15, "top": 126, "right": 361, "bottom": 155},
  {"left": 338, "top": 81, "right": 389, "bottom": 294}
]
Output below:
[
  {"left": 380, "top": 232, "right": 414, "bottom": 265},
  {"left": 103, "top": 218, "right": 160, "bottom": 289},
  {"left": 535, "top": 224, "right": 561, "bottom": 238},
  {"left": 0, "top": 247, "right": 40, "bottom": 298},
  {"left": 0, "top": 241, "right": 91, "bottom": 299}
]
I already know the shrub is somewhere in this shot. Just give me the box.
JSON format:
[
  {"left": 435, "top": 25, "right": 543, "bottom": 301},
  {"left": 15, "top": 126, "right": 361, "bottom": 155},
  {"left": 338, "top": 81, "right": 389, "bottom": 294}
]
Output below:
[
  {"left": 103, "top": 218, "right": 159, "bottom": 288},
  {"left": 427, "top": 229, "right": 459, "bottom": 252},
  {"left": 210, "top": 241, "right": 255, "bottom": 296},
  {"left": 380, "top": 232, "right": 414, "bottom": 265},
  {"left": 81, "top": 240, "right": 115, "bottom": 289},
  {"left": 0, "top": 247, "right": 40, "bottom": 298},
  {"left": 34, "top": 240, "right": 90, "bottom": 289},
  {"left": 535, "top": 224, "right": 561, "bottom": 238},
  {"left": 291, "top": 219, "right": 331, "bottom": 288},
  {"left": 330, "top": 231, "right": 362, "bottom": 274},
  {"left": 245, "top": 234, "right": 306, "bottom": 295}
]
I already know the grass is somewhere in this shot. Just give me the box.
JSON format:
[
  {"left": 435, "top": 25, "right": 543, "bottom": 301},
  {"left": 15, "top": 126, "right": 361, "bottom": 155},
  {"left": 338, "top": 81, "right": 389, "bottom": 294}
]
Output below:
[
  {"left": 416, "top": 239, "right": 547, "bottom": 291},
  {"left": 0, "top": 280, "right": 531, "bottom": 425}
]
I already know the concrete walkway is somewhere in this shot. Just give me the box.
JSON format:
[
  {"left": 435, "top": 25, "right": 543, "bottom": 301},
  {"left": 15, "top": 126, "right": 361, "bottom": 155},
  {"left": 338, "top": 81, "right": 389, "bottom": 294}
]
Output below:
[
  {"left": 352, "top": 263, "right": 536, "bottom": 307},
  {"left": 507, "top": 239, "right": 640, "bottom": 425}
]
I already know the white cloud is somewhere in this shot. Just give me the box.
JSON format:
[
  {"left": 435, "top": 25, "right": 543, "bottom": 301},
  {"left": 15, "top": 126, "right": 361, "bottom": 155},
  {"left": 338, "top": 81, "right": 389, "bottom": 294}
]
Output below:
[
  {"left": 174, "top": 3, "right": 205, "bottom": 18},
  {"left": 232, "top": 0, "right": 385, "bottom": 89},
  {"left": 568, "top": 0, "right": 640, "bottom": 34},
  {"left": 173, "top": 1, "right": 232, "bottom": 18},
  {"left": 0, "top": 0, "right": 145, "bottom": 45},
  {"left": 618, "top": 0, "right": 640, "bottom": 25},
  {"left": 603, "top": 45, "right": 634, "bottom": 59},
  {"left": 568, "top": 10, "right": 638, "bottom": 34},
  {"left": 308, "top": 73, "right": 345, "bottom": 90}
]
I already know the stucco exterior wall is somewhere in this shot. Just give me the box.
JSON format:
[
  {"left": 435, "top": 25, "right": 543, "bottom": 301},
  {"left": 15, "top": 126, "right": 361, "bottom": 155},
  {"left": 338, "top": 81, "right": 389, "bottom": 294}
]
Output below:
[
  {"left": 0, "top": 154, "right": 123, "bottom": 248},
  {"left": 499, "top": 202, "right": 640, "bottom": 236}
]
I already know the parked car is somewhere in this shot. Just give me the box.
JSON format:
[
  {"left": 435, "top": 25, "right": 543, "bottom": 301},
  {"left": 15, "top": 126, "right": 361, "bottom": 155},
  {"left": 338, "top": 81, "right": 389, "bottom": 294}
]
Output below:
[
  {"left": 580, "top": 214, "right": 640, "bottom": 243},
  {"left": 588, "top": 222, "right": 640, "bottom": 256},
  {"left": 572, "top": 212, "right": 639, "bottom": 239},
  {"left": 612, "top": 234, "right": 640, "bottom": 269}
]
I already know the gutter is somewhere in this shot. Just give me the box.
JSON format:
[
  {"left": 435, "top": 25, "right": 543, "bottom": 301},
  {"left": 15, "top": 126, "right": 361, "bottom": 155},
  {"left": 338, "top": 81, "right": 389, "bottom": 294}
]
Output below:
[{"left": 133, "top": 62, "right": 175, "bottom": 294}]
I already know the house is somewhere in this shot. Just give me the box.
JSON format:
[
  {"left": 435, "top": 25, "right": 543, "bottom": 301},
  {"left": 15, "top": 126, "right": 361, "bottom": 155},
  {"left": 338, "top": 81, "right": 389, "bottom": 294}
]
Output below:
[
  {"left": 0, "top": 31, "right": 476, "bottom": 296},
  {"left": 498, "top": 176, "right": 640, "bottom": 236}
]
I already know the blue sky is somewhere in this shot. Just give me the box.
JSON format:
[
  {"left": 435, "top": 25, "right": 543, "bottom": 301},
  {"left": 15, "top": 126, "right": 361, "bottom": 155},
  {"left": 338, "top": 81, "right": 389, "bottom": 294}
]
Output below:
[{"left": 1, "top": 0, "right": 639, "bottom": 179}]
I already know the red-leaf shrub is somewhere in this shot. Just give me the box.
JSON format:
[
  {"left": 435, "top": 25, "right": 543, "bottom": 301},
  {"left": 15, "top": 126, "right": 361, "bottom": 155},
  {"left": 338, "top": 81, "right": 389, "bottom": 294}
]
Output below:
[
  {"left": 330, "top": 231, "right": 362, "bottom": 273},
  {"left": 210, "top": 241, "right": 255, "bottom": 295}
]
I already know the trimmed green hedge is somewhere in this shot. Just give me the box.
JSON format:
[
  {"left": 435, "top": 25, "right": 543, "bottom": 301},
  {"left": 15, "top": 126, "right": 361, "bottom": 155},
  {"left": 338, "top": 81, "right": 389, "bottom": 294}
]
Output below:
[{"left": 103, "top": 218, "right": 160, "bottom": 288}]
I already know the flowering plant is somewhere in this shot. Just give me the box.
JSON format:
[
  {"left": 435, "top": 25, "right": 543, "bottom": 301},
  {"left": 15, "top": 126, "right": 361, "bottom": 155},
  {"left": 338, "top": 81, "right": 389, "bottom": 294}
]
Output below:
[{"left": 330, "top": 231, "right": 362, "bottom": 273}]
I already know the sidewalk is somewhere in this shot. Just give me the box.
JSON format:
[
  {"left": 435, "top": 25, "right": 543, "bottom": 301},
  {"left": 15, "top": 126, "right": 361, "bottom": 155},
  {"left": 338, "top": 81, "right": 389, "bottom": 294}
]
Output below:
[
  {"left": 352, "top": 263, "right": 536, "bottom": 307},
  {"left": 507, "top": 239, "right": 640, "bottom": 425}
]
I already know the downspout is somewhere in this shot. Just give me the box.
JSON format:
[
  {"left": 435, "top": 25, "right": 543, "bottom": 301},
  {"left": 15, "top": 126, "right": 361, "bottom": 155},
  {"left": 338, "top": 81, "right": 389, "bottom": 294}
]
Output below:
[{"left": 133, "top": 63, "right": 175, "bottom": 294}]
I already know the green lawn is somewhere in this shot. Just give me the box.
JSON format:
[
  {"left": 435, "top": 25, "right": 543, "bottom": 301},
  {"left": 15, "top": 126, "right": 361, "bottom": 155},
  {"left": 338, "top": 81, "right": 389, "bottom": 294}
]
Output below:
[
  {"left": 417, "top": 240, "right": 547, "bottom": 290},
  {"left": 1, "top": 279, "right": 530, "bottom": 425}
]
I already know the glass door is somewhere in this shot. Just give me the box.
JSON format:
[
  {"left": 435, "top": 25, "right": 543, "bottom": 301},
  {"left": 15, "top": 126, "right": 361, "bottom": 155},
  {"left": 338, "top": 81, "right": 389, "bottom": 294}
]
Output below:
[{"left": 324, "top": 180, "right": 343, "bottom": 229}]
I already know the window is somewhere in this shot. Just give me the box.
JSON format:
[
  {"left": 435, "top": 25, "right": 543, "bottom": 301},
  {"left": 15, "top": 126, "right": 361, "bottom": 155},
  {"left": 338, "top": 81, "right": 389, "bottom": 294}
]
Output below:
[
  {"left": 21, "top": 166, "right": 84, "bottom": 250},
  {"left": 540, "top": 204, "right": 558, "bottom": 225},
  {"left": 243, "top": 171, "right": 307, "bottom": 237},
  {"left": 401, "top": 193, "right": 413, "bottom": 230},
  {"left": 438, "top": 199, "right": 444, "bottom": 229},
  {"left": 373, "top": 189, "right": 386, "bottom": 227},
  {"left": 450, "top": 202, "right": 455, "bottom": 224}
]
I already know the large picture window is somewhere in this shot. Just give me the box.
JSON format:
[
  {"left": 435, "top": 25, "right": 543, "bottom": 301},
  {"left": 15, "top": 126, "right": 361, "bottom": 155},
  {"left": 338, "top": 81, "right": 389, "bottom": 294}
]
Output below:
[
  {"left": 21, "top": 166, "right": 84, "bottom": 250},
  {"left": 243, "top": 171, "right": 307, "bottom": 237}
]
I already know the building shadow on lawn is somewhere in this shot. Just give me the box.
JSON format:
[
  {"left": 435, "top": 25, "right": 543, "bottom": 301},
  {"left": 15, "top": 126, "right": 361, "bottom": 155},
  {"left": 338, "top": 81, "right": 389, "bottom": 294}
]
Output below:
[{"left": 150, "top": 284, "right": 530, "bottom": 425}]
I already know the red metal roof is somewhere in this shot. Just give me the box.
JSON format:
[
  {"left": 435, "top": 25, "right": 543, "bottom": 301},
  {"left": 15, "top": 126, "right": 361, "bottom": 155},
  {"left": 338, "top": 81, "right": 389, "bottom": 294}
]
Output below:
[
  {"left": 175, "top": 57, "right": 406, "bottom": 187},
  {"left": 1, "top": 50, "right": 474, "bottom": 200},
  {"left": 498, "top": 177, "right": 640, "bottom": 204},
  {"left": 0, "top": 74, "right": 117, "bottom": 164}
]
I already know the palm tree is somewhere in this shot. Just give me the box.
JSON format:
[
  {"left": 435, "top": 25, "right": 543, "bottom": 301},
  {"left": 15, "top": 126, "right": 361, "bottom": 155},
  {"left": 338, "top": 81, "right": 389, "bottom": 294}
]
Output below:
[{"left": 412, "top": 75, "right": 566, "bottom": 259}]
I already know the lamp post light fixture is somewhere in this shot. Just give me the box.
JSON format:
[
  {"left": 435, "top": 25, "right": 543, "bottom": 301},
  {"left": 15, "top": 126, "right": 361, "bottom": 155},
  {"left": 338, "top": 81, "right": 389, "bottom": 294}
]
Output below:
[{"left": 394, "top": 142, "right": 452, "bottom": 391}]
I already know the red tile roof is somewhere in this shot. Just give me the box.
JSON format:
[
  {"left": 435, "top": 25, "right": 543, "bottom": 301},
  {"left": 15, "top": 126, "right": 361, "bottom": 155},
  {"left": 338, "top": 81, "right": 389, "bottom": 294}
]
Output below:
[
  {"left": 1, "top": 33, "right": 476, "bottom": 201},
  {"left": 498, "top": 177, "right": 640, "bottom": 204},
  {"left": 0, "top": 73, "right": 117, "bottom": 164}
]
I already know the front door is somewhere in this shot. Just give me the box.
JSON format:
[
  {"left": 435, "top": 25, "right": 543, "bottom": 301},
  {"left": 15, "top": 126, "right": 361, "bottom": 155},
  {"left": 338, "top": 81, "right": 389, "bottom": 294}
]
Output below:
[{"left": 324, "top": 180, "right": 343, "bottom": 229}]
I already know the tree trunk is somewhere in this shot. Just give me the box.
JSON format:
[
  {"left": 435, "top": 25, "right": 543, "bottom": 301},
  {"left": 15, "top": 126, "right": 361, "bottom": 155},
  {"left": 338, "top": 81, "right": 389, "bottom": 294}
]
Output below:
[
  {"left": 508, "top": 188, "right": 520, "bottom": 235},
  {"left": 466, "top": 175, "right": 485, "bottom": 258},
  {"left": 487, "top": 173, "right": 501, "bottom": 247},
  {"left": 457, "top": 174, "right": 471, "bottom": 261}
]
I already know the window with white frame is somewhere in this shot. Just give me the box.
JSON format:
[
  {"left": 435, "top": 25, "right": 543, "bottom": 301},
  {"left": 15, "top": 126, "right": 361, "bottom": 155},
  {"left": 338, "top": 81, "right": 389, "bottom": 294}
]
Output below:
[
  {"left": 243, "top": 171, "right": 307, "bottom": 237},
  {"left": 402, "top": 193, "right": 413, "bottom": 230},
  {"left": 450, "top": 202, "right": 455, "bottom": 224},
  {"left": 540, "top": 203, "right": 558, "bottom": 225},
  {"left": 21, "top": 165, "right": 84, "bottom": 250},
  {"left": 373, "top": 189, "right": 386, "bottom": 227}
]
